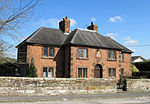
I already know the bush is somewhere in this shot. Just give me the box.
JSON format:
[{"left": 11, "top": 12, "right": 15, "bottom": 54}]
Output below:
[
  {"left": 132, "top": 64, "right": 139, "bottom": 73},
  {"left": 27, "top": 57, "right": 38, "bottom": 77}
]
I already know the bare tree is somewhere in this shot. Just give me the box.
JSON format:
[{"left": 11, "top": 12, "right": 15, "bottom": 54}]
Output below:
[{"left": 0, "top": 0, "right": 39, "bottom": 56}]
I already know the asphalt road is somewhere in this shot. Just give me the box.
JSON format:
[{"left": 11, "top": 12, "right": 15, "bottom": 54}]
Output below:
[{"left": 1, "top": 92, "right": 150, "bottom": 104}]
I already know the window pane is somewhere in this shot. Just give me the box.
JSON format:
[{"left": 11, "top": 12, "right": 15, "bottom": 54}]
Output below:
[
  {"left": 121, "top": 69, "right": 124, "bottom": 76},
  {"left": 83, "top": 49, "right": 87, "bottom": 58},
  {"left": 83, "top": 68, "right": 87, "bottom": 78},
  {"left": 43, "top": 67, "right": 47, "bottom": 77},
  {"left": 43, "top": 47, "right": 48, "bottom": 56},
  {"left": 108, "top": 50, "right": 111, "bottom": 59},
  {"left": 48, "top": 68, "right": 53, "bottom": 77},
  {"left": 49, "top": 48, "right": 54, "bottom": 56},
  {"left": 112, "top": 51, "right": 116, "bottom": 59},
  {"left": 112, "top": 68, "right": 116, "bottom": 77},
  {"left": 108, "top": 68, "right": 111, "bottom": 77},
  {"left": 78, "top": 48, "right": 82, "bottom": 57},
  {"left": 78, "top": 68, "right": 82, "bottom": 78},
  {"left": 120, "top": 53, "right": 124, "bottom": 61}
]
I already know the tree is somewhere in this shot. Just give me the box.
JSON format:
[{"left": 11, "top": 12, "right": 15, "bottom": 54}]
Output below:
[
  {"left": 28, "top": 57, "right": 38, "bottom": 77},
  {"left": 132, "top": 64, "right": 139, "bottom": 73},
  {"left": 0, "top": 0, "right": 39, "bottom": 56}
]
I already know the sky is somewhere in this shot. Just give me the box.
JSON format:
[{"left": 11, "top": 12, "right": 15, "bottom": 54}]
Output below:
[{"left": 12, "top": 0, "right": 150, "bottom": 59}]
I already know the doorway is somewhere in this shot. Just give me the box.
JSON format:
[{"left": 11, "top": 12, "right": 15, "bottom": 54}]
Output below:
[{"left": 94, "top": 64, "right": 103, "bottom": 78}]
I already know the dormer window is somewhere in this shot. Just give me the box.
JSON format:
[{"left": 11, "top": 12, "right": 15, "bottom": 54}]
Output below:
[{"left": 108, "top": 50, "right": 116, "bottom": 60}]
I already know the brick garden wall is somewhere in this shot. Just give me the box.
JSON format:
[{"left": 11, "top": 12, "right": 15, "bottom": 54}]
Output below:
[
  {"left": 126, "top": 79, "right": 150, "bottom": 92},
  {"left": 0, "top": 77, "right": 116, "bottom": 96}
]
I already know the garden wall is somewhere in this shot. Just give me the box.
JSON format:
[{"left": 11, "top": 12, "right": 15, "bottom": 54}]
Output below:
[
  {"left": 126, "top": 79, "right": 150, "bottom": 92},
  {"left": 0, "top": 77, "right": 117, "bottom": 96}
]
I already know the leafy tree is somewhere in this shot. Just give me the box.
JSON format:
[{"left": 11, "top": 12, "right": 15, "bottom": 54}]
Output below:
[{"left": 28, "top": 57, "right": 38, "bottom": 77}]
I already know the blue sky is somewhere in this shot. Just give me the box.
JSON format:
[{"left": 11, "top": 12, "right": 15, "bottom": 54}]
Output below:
[{"left": 13, "top": 0, "right": 150, "bottom": 59}]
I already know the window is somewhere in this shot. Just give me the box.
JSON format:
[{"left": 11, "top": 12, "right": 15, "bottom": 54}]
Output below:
[
  {"left": 112, "top": 68, "right": 116, "bottom": 77},
  {"left": 83, "top": 68, "right": 87, "bottom": 77},
  {"left": 120, "top": 53, "right": 124, "bottom": 61},
  {"left": 108, "top": 68, "right": 116, "bottom": 77},
  {"left": 43, "top": 47, "right": 48, "bottom": 56},
  {"left": 108, "top": 50, "right": 111, "bottom": 59},
  {"left": 43, "top": 67, "right": 47, "bottom": 77},
  {"left": 43, "top": 47, "right": 54, "bottom": 57},
  {"left": 48, "top": 68, "right": 54, "bottom": 77},
  {"left": 108, "top": 50, "right": 116, "bottom": 60},
  {"left": 121, "top": 68, "right": 124, "bottom": 76},
  {"left": 112, "top": 51, "right": 116, "bottom": 59},
  {"left": 43, "top": 67, "right": 54, "bottom": 77},
  {"left": 78, "top": 68, "right": 87, "bottom": 78},
  {"left": 78, "top": 48, "right": 82, "bottom": 58},
  {"left": 49, "top": 48, "right": 54, "bottom": 57},
  {"left": 78, "top": 48, "right": 88, "bottom": 58},
  {"left": 83, "top": 49, "right": 87, "bottom": 58},
  {"left": 78, "top": 68, "right": 82, "bottom": 78},
  {"left": 108, "top": 68, "right": 111, "bottom": 77}
]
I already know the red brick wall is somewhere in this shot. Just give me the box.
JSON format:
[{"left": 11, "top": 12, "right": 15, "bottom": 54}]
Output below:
[
  {"left": 69, "top": 46, "right": 132, "bottom": 80},
  {"left": 18, "top": 44, "right": 131, "bottom": 79},
  {"left": 26, "top": 45, "right": 64, "bottom": 78}
]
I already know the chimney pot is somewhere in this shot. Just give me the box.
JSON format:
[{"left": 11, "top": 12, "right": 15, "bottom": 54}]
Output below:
[
  {"left": 59, "top": 16, "right": 70, "bottom": 33},
  {"left": 87, "top": 22, "right": 98, "bottom": 32},
  {"left": 66, "top": 16, "right": 68, "bottom": 19}
]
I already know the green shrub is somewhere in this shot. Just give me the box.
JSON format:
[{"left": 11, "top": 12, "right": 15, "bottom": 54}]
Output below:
[{"left": 27, "top": 57, "right": 38, "bottom": 77}]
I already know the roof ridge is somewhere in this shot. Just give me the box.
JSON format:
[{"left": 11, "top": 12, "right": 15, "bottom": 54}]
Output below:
[
  {"left": 70, "top": 29, "right": 79, "bottom": 44},
  {"left": 77, "top": 28, "right": 97, "bottom": 32}
]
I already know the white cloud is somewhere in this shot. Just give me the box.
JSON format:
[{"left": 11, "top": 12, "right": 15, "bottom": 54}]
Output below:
[
  {"left": 124, "top": 36, "right": 131, "bottom": 40},
  {"left": 105, "top": 33, "right": 117, "bottom": 40},
  {"left": 124, "top": 40, "right": 138, "bottom": 44},
  {"left": 109, "top": 16, "right": 123, "bottom": 23},
  {"left": 39, "top": 18, "right": 59, "bottom": 28},
  {"left": 91, "top": 17, "right": 96, "bottom": 22},
  {"left": 48, "top": 18, "right": 59, "bottom": 27},
  {"left": 39, "top": 18, "right": 77, "bottom": 28},
  {"left": 70, "top": 18, "right": 77, "bottom": 27}
]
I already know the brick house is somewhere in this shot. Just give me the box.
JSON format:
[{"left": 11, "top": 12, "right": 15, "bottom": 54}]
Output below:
[{"left": 16, "top": 16, "right": 132, "bottom": 80}]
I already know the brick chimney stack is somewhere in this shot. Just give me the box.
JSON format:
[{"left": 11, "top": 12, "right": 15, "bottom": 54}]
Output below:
[
  {"left": 59, "top": 16, "right": 70, "bottom": 33},
  {"left": 87, "top": 22, "right": 98, "bottom": 32}
]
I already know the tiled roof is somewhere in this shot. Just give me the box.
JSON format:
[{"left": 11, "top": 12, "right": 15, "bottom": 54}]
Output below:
[
  {"left": 65, "top": 29, "right": 123, "bottom": 50},
  {"left": 17, "top": 27, "right": 133, "bottom": 53}
]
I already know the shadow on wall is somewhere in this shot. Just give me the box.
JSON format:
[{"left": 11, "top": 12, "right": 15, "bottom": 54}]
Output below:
[{"left": 54, "top": 46, "right": 66, "bottom": 78}]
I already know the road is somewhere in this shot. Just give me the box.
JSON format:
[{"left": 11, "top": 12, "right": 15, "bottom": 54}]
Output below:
[{"left": 1, "top": 92, "right": 150, "bottom": 104}]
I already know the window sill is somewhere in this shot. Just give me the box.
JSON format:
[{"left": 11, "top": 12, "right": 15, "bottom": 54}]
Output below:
[
  {"left": 76, "top": 57, "right": 89, "bottom": 60},
  {"left": 41, "top": 56, "right": 54, "bottom": 59},
  {"left": 107, "top": 59, "right": 117, "bottom": 61}
]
